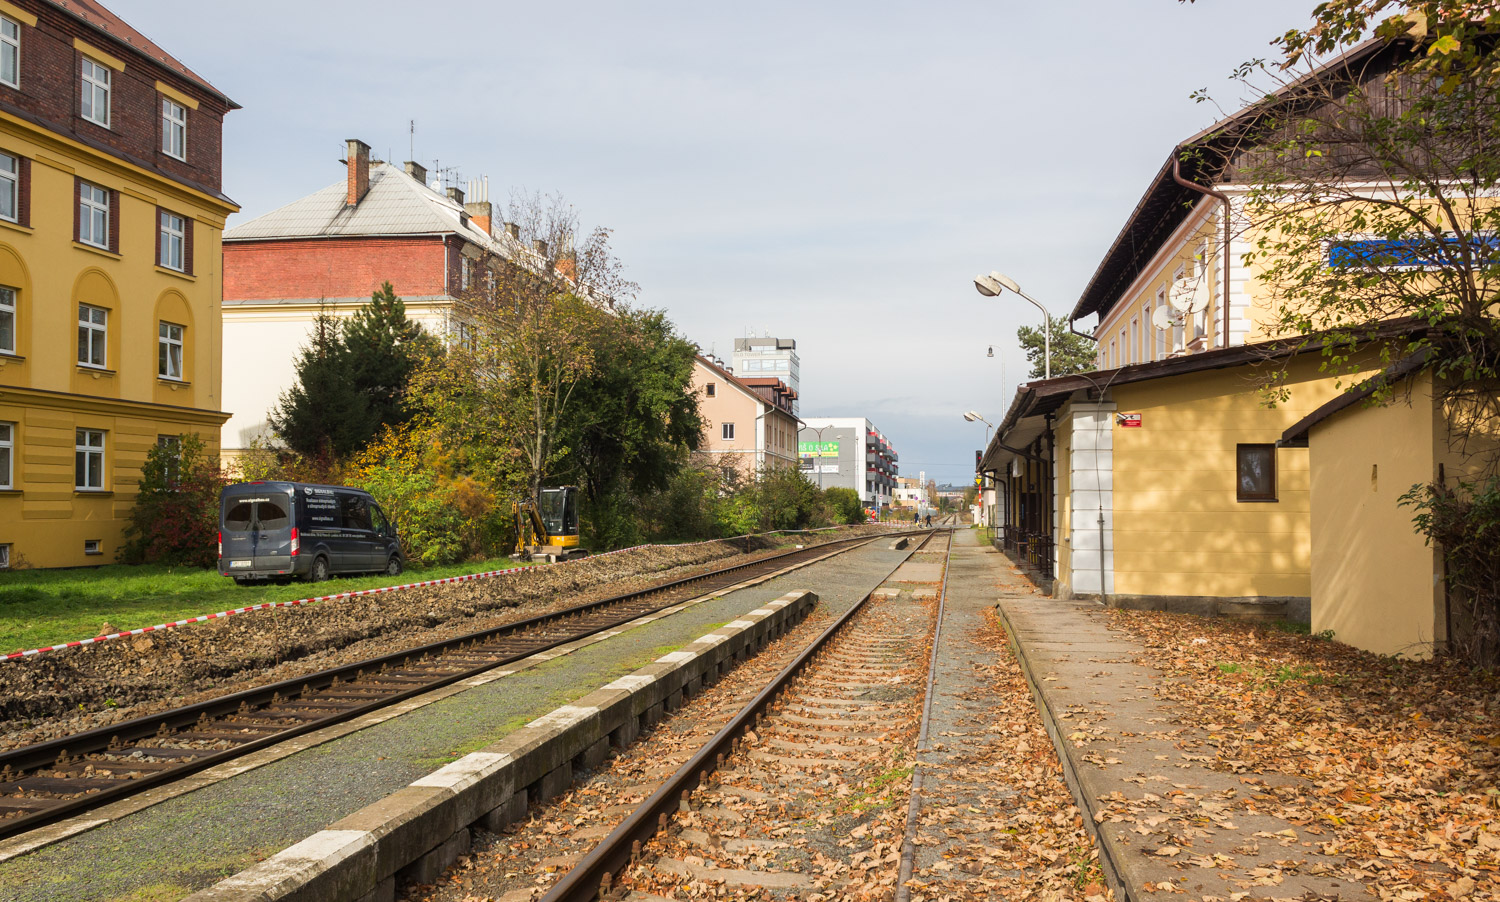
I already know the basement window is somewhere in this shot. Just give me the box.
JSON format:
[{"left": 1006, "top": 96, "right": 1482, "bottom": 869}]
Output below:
[
  {"left": 0, "top": 544, "right": 8, "bottom": 568},
  {"left": 83, "top": 539, "right": 101, "bottom": 555},
  {"left": 1236, "top": 444, "right": 1277, "bottom": 502}
]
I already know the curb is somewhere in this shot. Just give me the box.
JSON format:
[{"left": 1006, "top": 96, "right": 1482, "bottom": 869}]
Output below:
[
  {"left": 991, "top": 595, "right": 1134, "bottom": 902},
  {"left": 182, "top": 590, "right": 820, "bottom": 902}
]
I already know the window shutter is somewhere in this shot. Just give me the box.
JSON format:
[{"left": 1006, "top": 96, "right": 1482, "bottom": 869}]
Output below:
[
  {"left": 184, "top": 216, "right": 193, "bottom": 275},
  {"left": 108, "top": 189, "right": 118, "bottom": 253},
  {"left": 72, "top": 176, "right": 80, "bottom": 243},
  {"left": 16, "top": 157, "right": 28, "bottom": 228},
  {"left": 154, "top": 205, "right": 161, "bottom": 266}
]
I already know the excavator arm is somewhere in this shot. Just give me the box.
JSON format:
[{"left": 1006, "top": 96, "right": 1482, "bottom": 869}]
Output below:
[{"left": 512, "top": 500, "right": 551, "bottom": 555}]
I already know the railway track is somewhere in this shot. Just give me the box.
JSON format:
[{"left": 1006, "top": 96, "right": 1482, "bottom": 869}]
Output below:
[
  {"left": 503, "top": 528, "right": 954, "bottom": 902},
  {"left": 0, "top": 529, "right": 921, "bottom": 842}
]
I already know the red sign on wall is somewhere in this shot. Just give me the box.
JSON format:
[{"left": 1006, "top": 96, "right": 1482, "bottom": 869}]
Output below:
[{"left": 1117, "top": 413, "right": 1142, "bottom": 428}]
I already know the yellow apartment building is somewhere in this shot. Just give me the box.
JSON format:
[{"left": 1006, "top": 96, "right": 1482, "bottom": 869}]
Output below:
[{"left": 0, "top": 0, "right": 238, "bottom": 568}]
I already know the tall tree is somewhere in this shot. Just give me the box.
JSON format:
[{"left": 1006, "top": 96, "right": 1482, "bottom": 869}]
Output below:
[
  {"left": 1017, "top": 319, "right": 1097, "bottom": 378},
  {"left": 269, "top": 308, "right": 372, "bottom": 461},
  {"left": 419, "top": 193, "right": 638, "bottom": 503},
  {"left": 342, "top": 282, "right": 441, "bottom": 431},
  {"left": 270, "top": 288, "right": 438, "bottom": 462}
]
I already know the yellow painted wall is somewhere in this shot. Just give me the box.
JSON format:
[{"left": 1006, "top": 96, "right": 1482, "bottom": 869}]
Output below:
[
  {"left": 0, "top": 114, "right": 232, "bottom": 568},
  {"left": 1105, "top": 355, "right": 1357, "bottom": 598},
  {"left": 1095, "top": 210, "right": 1221, "bottom": 366},
  {"left": 1307, "top": 373, "right": 1441, "bottom": 656}
]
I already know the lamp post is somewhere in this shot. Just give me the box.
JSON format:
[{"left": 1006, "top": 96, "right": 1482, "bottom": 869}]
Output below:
[
  {"left": 805, "top": 424, "right": 832, "bottom": 490},
  {"left": 963, "top": 410, "right": 995, "bottom": 535},
  {"left": 974, "top": 271, "right": 1051, "bottom": 380}
]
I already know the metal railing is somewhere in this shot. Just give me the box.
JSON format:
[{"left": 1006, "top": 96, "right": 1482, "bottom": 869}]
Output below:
[{"left": 995, "top": 526, "right": 1053, "bottom": 580}]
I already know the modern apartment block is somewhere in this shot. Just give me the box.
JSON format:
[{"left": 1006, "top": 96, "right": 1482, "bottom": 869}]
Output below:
[
  {"left": 731, "top": 336, "right": 798, "bottom": 414},
  {"left": 691, "top": 355, "right": 798, "bottom": 474},
  {"left": 0, "top": 0, "right": 238, "bottom": 567},
  {"left": 798, "top": 417, "right": 898, "bottom": 510}
]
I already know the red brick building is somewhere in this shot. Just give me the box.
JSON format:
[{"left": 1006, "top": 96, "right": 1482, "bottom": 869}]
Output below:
[{"left": 221, "top": 141, "right": 516, "bottom": 455}]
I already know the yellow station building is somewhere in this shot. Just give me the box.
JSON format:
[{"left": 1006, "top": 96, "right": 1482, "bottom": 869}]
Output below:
[
  {"left": 980, "top": 38, "right": 1466, "bottom": 658},
  {"left": 0, "top": 0, "right": 238, "bottom": 568}
]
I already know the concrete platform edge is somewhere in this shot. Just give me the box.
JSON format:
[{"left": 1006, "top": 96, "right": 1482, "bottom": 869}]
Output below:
[
  {"left": 181, "top": 589, "right": 820, "bottom": 902},
  {"left": 991, "top": 598, "right": 1135, "bottom": 902}
]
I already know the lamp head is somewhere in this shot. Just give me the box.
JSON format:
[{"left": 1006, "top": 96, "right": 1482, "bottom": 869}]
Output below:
[
  {"left": 986, "top": 346, "right": 994, "bottom": 358},
  {"left": 963, "top": 411, "right": 982, "bottom": 423}
]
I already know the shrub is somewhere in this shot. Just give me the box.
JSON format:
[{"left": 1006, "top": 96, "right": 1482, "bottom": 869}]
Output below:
[
  {"left": 120, "top": 434, "right": 227, "bottom": 567},
  {"left": 1402, "top": 477, "right": 1500, "bottom": 667},
  {"left": 823, "top": 487, "right": 865, "bottom": 525}
]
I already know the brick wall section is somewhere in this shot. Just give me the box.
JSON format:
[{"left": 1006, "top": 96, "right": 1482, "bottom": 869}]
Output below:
[
  {"left": 0, "top": 0, "right": 228, "bottom": 195},
  {"left": 224, "top": 237, "right": 452, "bottom": 301}
]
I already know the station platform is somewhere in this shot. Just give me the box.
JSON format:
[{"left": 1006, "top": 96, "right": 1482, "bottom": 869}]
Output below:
[{"left": 923, "top": 529, "right": 1375, "bottom": 900}]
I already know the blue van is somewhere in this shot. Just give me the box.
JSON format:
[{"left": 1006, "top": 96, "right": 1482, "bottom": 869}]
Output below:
[{"left": 217, "top": 482, "right": 401, "bottom": 583}]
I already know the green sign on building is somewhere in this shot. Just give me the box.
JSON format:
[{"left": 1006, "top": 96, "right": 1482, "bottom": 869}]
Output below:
[{"left": 799, "top": 441, "right": 840, "bottom": 458}]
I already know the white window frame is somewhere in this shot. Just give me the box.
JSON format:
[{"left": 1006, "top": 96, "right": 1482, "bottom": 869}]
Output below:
[
  {"left": 78, "top": 303, "right": 106, "bottom": 368},
  {"left": 0, "top": 151, "right": 16, "bottom": 223},
  {"left": 0, "top": 285, "right": 13, "bottom": 355},
  {"left": 0, "top": 544, "right": 9, "bottom": 569},
  {"left": 159, "top": 211, "right": 185, "bottom": 270},
  {"left": 79, "top": 181, "right": 108, "bottom": 248},
  {"left": 162, "top": 98, "right": 186, "bottom": 160},
  {"left": 0, "top": 421, "right": 12, "bottom": 489},
  {"left": 158, "top": 321, "right": 183, "bottom": 380},
  {"left": 0, "top": 16, "right": 18, "bottom": 89},
  {"left": 1119, "top": 327, "right": 1129, "bottom": 366},
  {"left": 81, "top": 57, "right": 109, "bottom": 126},
  {"left": 722, "top": 422, "right": 735, "bottom": 441},
  {"left": 75, "top": 428, "right": 105, "bottom": 490}
]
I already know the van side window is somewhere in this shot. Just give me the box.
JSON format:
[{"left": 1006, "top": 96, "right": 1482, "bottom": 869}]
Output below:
[
  {"left": 259, "top": 500, "right": 290, "bottom": 530},
  {"left": 371, "top": 505, "right": 389, "bottom": 534},
  {"left": 225, "top": 502, "right": 253, "bottom": 531},
  {"left": 341, "top": 494, "right": 373, "bottom": 531}
]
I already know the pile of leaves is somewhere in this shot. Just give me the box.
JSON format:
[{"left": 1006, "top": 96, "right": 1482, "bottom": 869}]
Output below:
[{"left": 1108, "top": 610, "right": 1500, "bottom": 900}]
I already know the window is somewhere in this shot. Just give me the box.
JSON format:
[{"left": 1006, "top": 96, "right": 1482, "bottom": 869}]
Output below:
[
  {"left": 80, "top": 57, "right": 109, "bottom": 126},
  {"left": 158, "top": 322, "right": 183, "bottom": 379},
  {"left": 1119, "top": 327, "right": 1129, "bottom": 366},
  {"left": 340, "top": 493, "right": 373, "bottom": 531},
  {"left": 0, "top": 16, "right": 17, "bottom": 88},
  {"left": 84, "top": 539, "right": 101, "bottom": 555},
  {"left": 75, "top": 428, "right": 104, "bottom": 490},
  {"left": 156, "top": 434, "right": 181, "bottom": 484},
  {"left": 159, "top": 211, "right": 185, "bottom": 270},
  {"left": 705, "top": 382, "right": 715, "bottom": 398},
  {"left": 78, "top": 304, "right": 106, "bottom": 367},
  {"left": 0, "top": 421, "right": 11, "bottom": 488},
  {"left": 1236, "top": 444, "right": 1277, "bottom": 502},
  {"left": 0, "top": 151, "right": 15, "bottom": 223},
  {"left": 722, "top": 422, "right": 735, "bottom": 441},
  {"left": 1155, "top": 289, "right": 1168, "bottom": 359},
  {"left": 0, "top": 285, "right": 13, "bottom": 354},
  {"left": 1109, "top": 338, "right": 1116, "bottom": 368},
  {"left": 162, "top": 98, "right": 186, "bottom": 159},
  {"left": 78, "top": 181, "right": 108, "bottom": 248},
  {"left": 0, "top": 544, "right": 9, "bottom": 569}
]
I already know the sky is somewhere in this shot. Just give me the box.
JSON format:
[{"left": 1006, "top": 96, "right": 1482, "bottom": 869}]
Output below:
[{"left": 113, "top": 0, "right": 1321, "bottom": 486}]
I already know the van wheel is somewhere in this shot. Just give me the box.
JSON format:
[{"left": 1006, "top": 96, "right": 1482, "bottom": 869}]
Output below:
[
  {"left": 385, "top": 555, "right": 403, "bottom": 577},
  {"left": 310, "top": 555, "right": 330, "bottom": 583}
]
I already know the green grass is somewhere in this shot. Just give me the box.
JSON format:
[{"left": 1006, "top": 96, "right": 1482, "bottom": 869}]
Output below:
[{"left": 0, "top": 557, "right": 530, "bottom": 655}]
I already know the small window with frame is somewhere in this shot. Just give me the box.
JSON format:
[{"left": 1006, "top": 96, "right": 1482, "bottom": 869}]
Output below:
[
  {"left": 705, "top": 382, "right": 715, "bottom": 398},
  {"left": 721, "top": 422, "right": 735, "bottom": 441},
  {"left": 1236, "top": 443, "right": 1277, "bottom": 502},
  {"left": 0, "top": 16, "right": 18, "bottom": 89}
]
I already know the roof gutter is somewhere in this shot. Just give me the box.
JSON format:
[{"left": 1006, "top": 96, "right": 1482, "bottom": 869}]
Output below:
[{"left": 1171, "top": 149, "right": 1234, "bottom": 350}]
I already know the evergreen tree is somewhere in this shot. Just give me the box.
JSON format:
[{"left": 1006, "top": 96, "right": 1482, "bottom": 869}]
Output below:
[
  {"left": 1017, "top": 319, "right": 1097, "bottom": 378},
  {"left": 343, "top": 282, "right": 440, "bottom": 431},
  {"left": 270, "top": 285, "right": 439, "bottom": 462}
]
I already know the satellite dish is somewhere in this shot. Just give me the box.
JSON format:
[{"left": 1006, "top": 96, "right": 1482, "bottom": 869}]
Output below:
[
  {"left": 1169, "top": 278, "right": 1194, "bottom": 313},
  {"left": 1151, "top": 305, "right": 1176, "bottom": 330}
]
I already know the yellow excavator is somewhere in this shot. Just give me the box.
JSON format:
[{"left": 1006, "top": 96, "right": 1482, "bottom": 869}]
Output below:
[{"left": 513, "top": 485, "right": 588, "bottom": 563}]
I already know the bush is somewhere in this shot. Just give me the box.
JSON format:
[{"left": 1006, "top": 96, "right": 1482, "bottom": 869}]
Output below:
[
  {"left": 823, "top": 487, "right": 865, "bottom": 525},
  {"left": 349, "top": 425, "right": 503, "bottom": 565},
  {"left": 121, "top": 434, "right": 227, "bottom": 567},
  {"left": 1402, "top": 477, "right": 1500, "bottom": 668}
]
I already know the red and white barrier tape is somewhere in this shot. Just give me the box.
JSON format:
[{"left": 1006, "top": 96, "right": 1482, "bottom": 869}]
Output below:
[{"left": 1, "top": 525, "right": 875, "bottom": 663}]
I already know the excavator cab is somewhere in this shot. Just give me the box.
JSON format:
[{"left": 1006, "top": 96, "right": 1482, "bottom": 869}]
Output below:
[{"left": 514, "top": 485, "right": 586, "bottom": 562}]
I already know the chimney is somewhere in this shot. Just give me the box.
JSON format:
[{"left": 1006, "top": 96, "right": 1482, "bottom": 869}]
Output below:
[
  {"left": 445, "top": 186, "right": 465, "bottom": 206},
  {"left": 464, "top": 201, "right": 492, "bottom": 235},
  {"left": 503, "top": 222, "right": 520, "bottom": 241},
  {"left": 556, "top": 249, "right": 578, "bottom": 281},
  {"left": 345, "top": 139, "right": 371, "bottom": 207},
  {"left": 464, "top": 176, "right": 492, "bottom": 235},
  {"left": 404, "top": 160, "right": 427, "bottom": 184},
  {"left": 532, "top": 238, "right": 549, "bottom": 257}
]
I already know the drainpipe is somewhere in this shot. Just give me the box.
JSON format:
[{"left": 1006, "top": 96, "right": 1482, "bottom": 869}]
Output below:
[{"left": 1171, "top": 151, "right": 1234, "bottom": 349}]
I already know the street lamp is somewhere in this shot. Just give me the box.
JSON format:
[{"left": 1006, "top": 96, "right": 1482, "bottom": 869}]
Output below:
[
  {"left": 805, "top": 424, "right": 833, "bottom": 490},
  {"left": 974, "top": 271, "right": 1051, "bottom": 380}
]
